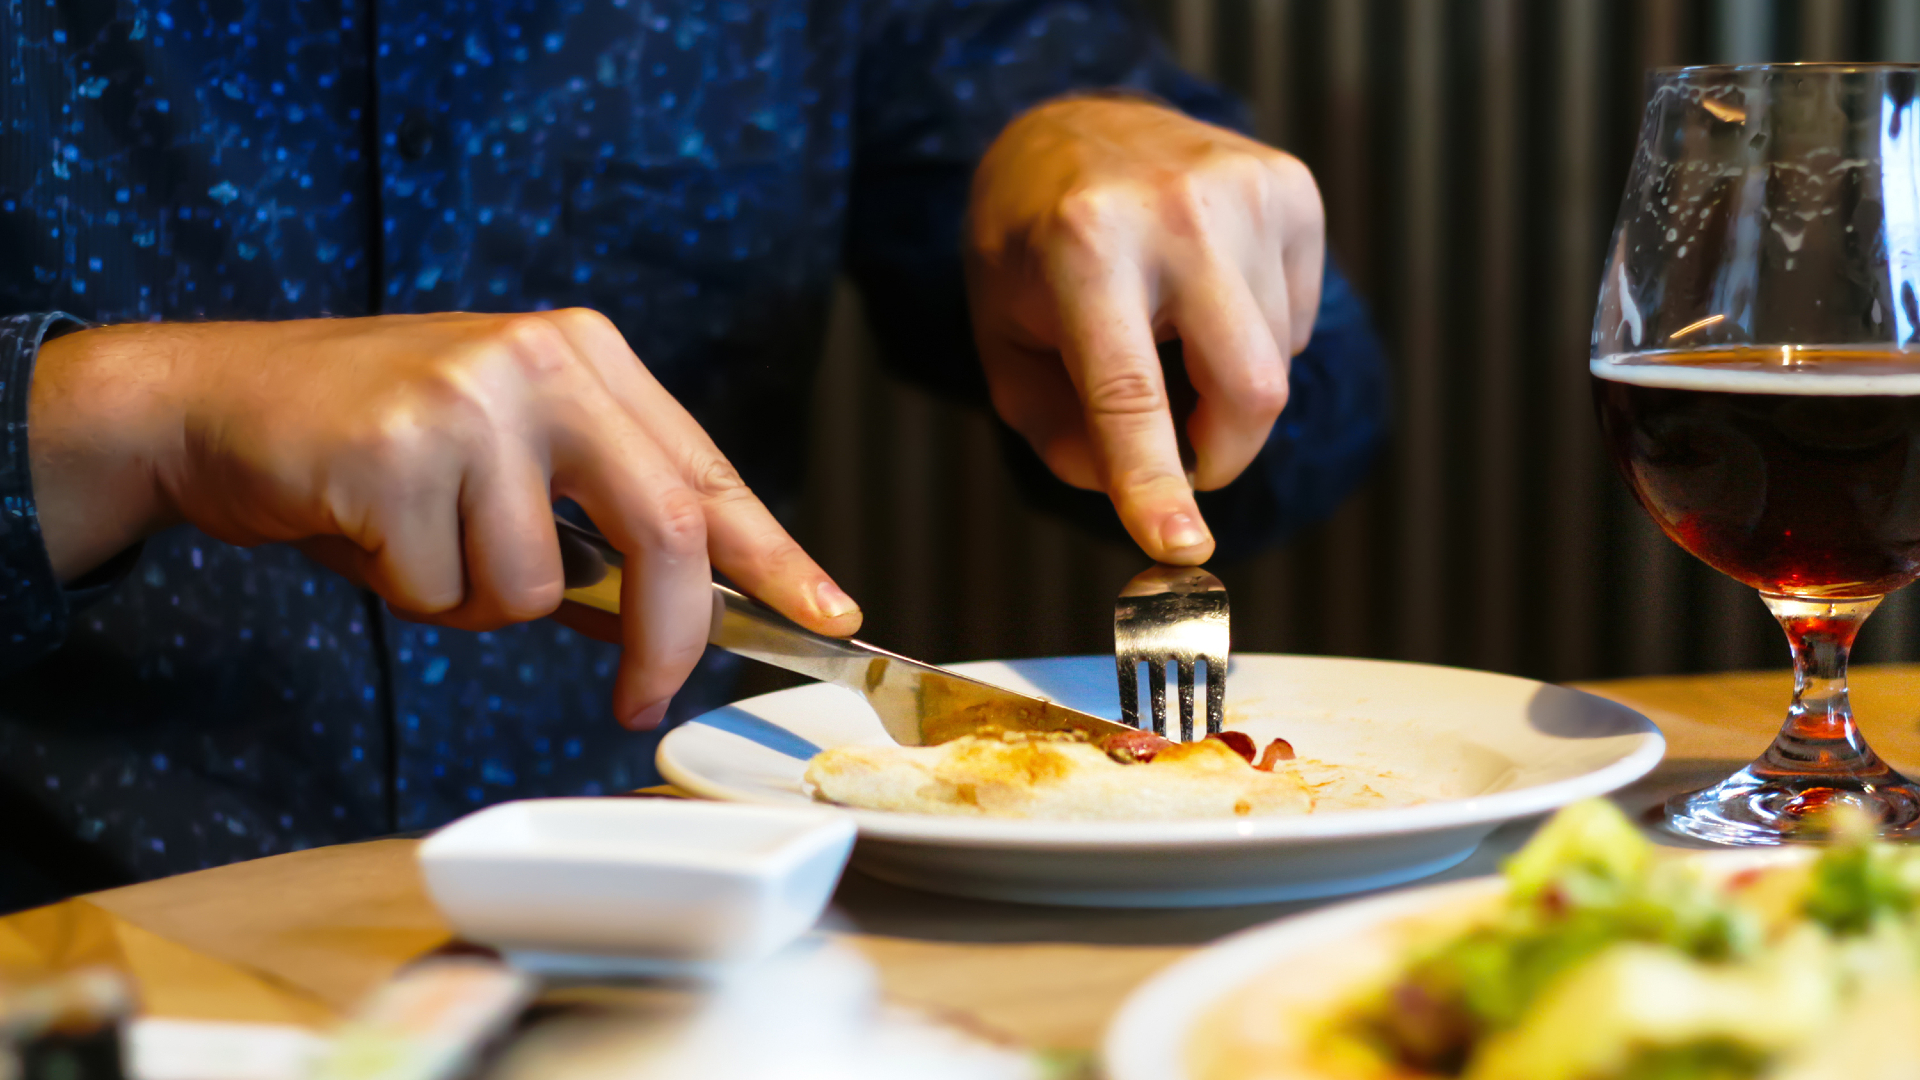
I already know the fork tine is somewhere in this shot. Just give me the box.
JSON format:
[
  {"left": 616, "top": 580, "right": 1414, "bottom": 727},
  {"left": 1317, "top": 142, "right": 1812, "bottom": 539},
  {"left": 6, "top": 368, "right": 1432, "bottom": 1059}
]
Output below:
[
  {"left": 1176, "top": 658, "right": 1196, "bottom": 742},
  {"left": 1204, "top": 655, "right": 1226, "bottom": 735},
  {"left": 1147, "top": 660, "right": 1168, "bottom": 737},
  {"left": 1117, "top": 656, "right": 1139, "bottom": 729},
  {"left": 1116, "top": 564, "right": 1229, "bottom": 742}
]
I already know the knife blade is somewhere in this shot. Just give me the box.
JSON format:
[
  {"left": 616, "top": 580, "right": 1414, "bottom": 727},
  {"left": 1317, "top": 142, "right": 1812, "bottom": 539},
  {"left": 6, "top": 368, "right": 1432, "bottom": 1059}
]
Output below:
[{"left": 550, "top": 517, "right": 1134, "bottom": 747}]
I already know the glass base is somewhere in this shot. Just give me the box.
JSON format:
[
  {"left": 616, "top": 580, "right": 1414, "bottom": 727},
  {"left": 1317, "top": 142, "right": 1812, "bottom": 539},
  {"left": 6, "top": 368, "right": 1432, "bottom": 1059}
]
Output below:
[{"left": 1665, "top": 764, "right": 1920, "bottom": 846}]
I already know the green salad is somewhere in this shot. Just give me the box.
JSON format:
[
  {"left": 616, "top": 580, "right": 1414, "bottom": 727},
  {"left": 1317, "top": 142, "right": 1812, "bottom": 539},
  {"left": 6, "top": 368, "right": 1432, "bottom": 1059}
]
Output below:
[{"left": 1321, "top": 800, "right": 1920, "bottom": 1080}]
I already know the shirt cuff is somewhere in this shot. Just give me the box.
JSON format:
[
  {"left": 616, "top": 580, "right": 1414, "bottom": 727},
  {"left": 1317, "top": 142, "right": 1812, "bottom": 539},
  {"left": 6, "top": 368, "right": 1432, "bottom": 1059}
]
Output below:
[{"left": 0, "top": 312, "right": 128, "bottom": 670}]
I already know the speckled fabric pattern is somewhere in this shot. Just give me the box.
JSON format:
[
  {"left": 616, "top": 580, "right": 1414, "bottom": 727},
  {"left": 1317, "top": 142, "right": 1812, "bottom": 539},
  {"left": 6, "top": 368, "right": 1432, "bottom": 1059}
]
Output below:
[
  {"left": 0, "top": 314, "right": 69, "bottom": 665},
  {"left": 0, "top": 0, "right": 1387, "bottom": 911}
]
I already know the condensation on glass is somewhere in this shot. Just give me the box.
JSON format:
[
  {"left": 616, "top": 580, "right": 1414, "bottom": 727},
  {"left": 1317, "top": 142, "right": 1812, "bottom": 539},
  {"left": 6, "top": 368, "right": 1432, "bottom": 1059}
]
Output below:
[{"left": 1593, "top": 64, "right": 1920, "bottom": 845}]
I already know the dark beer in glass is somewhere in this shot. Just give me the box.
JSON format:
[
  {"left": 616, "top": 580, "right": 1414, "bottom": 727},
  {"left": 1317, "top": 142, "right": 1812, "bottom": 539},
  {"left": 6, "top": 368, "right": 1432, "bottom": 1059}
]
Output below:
[
  {"left": 1596, "top": 348, "right": 1920, "bottom": 599},
  {"left": 1595, "top": 65, "right": 1920, "bottom": 844}
]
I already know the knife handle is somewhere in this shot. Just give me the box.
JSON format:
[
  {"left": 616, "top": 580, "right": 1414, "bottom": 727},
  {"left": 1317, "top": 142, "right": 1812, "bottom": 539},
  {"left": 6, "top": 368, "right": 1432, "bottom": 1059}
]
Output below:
[{"left": 552, "top": 516, "right": 870, "bottom": 687}]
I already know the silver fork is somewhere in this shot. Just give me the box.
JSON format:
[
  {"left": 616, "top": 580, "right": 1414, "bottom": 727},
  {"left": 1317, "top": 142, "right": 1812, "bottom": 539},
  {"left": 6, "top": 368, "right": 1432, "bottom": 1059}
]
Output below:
[{"left": 1114, "top": 564, "right": 1230, "bottom": 741}]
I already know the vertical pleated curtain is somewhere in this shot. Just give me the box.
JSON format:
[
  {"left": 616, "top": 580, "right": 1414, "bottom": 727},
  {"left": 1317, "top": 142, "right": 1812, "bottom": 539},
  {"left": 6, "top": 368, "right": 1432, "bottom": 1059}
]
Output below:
[{"left": 784, "top": 0, "right": 1920, "bottom": 692}]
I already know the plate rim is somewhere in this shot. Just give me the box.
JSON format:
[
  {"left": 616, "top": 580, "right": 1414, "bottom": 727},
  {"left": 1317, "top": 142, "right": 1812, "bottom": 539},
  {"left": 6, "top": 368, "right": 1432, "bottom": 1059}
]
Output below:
[
  {"left": 1101, "top": 847, "right": 1807, "bottom": 1080},
  {"left": 1103, "top": 875, "right": 1504, "bottom": 1080},
  {"left": 656, "top": 654, "right": 1667, "bottom": 849}
]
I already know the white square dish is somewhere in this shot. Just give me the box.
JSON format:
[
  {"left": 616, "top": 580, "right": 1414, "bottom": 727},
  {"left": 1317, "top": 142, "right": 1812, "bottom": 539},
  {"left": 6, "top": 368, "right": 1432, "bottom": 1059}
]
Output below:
[{"left": 417, "top": 798, "right": 855, "bottom": 970}]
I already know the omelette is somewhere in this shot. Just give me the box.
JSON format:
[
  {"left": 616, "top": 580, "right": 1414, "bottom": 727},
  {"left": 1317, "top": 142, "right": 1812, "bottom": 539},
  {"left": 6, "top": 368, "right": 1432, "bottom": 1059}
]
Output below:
[{"left": 803, "top": 727, "right": 1348, "bottom": 821}]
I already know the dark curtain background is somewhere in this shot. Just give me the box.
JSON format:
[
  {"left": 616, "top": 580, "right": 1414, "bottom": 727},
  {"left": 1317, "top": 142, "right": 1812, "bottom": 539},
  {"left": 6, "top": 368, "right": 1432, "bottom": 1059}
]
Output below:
[{"left": 777, "top": 0, "right": 1920, "bottom": 693}]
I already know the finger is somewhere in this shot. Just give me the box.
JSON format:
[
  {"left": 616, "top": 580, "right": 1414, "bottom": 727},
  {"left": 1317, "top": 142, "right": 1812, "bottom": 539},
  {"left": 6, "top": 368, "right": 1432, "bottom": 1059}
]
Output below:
[
  {"left": 977, "top": 336, "right": 1102, "bottom": 491},
  {"left": 434, "top": 442, "right": 565, "bottom": 632},
  {"left": 553, "top": 395, "right": 714, "bottom": 730},
  {"left": 540, "top": 309, "right": 861, "bottom": 635},
  {"left": 1050, "top": 255, "right": 1214, "bottom": 563},
  {"left": 295, "top": 534, "right": 371, "bottom": 588},
  {"left": 1250, "top": 253, "right": 1296, "bottom": 361},
  {"left": 348, "top": 470, "right": 467, "bottom": 615},
  {"left": 1278, "top": 243, "right": 1323, "bottom": 355},
  {"left": 682, "top": 446, "right": 862, "bottom": 636},
  {"left": 297, "top": 536, "right": 466, "bottom": 627},
  {"left": 1274, "top": 157, "right": 1325, "bottom": 354},
  {"left": 1170, "top": 265, "right": 1290, "bottom": 490}
]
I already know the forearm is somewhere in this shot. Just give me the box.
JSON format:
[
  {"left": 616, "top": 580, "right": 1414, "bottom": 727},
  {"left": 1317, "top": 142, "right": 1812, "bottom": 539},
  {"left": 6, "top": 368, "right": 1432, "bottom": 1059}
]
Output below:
[{"left": 29, "top": 323, "right": 183, "bottom": 583}]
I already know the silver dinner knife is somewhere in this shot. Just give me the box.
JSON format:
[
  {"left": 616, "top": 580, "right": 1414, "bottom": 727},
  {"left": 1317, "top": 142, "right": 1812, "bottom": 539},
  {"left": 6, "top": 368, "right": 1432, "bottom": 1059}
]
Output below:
[{"left": 550, "top": 517, "right": 1133, "bottom": 747}]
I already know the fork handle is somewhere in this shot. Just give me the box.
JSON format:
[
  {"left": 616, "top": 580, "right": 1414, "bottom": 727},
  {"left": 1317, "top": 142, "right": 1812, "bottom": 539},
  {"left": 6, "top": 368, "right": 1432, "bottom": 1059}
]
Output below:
[{"left": 552, "top": 516, "right": 870, "bottom": 686}]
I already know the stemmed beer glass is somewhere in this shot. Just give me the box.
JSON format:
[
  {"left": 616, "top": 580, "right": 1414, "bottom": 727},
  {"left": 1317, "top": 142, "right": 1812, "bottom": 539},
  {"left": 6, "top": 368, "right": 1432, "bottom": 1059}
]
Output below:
[{"left": 1595, "top": 64, "right": 1920, "bottom": 845}]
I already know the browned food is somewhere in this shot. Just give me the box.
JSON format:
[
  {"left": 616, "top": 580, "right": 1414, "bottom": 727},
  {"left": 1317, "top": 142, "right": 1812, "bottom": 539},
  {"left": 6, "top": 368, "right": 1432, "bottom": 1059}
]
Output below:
[{"left": 803, "top": 727, "right": 1321, "bottom": 821}]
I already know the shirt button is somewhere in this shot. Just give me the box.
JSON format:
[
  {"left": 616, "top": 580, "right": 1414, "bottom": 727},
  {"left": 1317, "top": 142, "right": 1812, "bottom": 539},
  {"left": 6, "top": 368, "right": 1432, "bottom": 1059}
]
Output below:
[{"left": 397, "top": 109, "right": 434, "bottom": 161}]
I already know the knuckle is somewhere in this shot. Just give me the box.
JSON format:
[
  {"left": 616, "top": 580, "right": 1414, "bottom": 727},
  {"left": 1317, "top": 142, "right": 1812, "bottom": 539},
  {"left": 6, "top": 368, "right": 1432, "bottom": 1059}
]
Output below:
[
  {"left": 368, "top": 348, "right": 507, "bottom": 447},
  {"left": 384, "top": 602, "right": 439, "bottom": 626},
  {"left": 422, "top": 364, "right": 496, "bottom": 421},
  {"left": 1273, "top": 151, "right": 1319, "bottom": 196},
  {"left": 1208, "top": 143, "right": 1269, "bottom": 187},
  {"left": 394, "top": 583, "right": 464, "bottom": 618},
  {"left": 647, "top": 487, "right": 708, "bottom": 559},
  {"left": 495, "top": 576, "right": 565, "bottom": 623},
  {"left": 752, "top": 534, "right": 811, "bottom": 578},
  {"left": 356, "top": 401, "right": 437, "bottom": 466},
  {"left": 1084, "top": 368, "right": 1166, "bottom": 418},
  {"left": 638, "top": 635, "right": 708, "bottom": 691},
  {"left": 381, "top": 377, "right": 493, "bottom": 460},
  {"left": 1051, "top": 185, "right": 1131, "bottom": 252},
  {"left": 493, "top": 314, "right": 574, "bottom": 378},
  {"left": 1239, "top": 358, "right": 1291, "bottom": 415},
  {"left": 1247, "top": 372, "right": 1290, "bottom": 416},
  {"left": 1270, "top": 154, "right": 1325, "bottom": 230},
  {"left": 1161, "top": 171, "right": 1213, "bottom": 235},
  {"left": 1188, "top": 147, "right": 1320, "bottom": 242},
  {"left": 547, "top": 306, "right": 618, "bottom": 340},
  {"left": 1113, "top": 465, "right": 1193, "bottom": 499},
  {"left": 314, "top": 477, "right": 368, "bottom": 540},
  {"left": 686, "top": 453, "right": 749, "bottom": 501}
]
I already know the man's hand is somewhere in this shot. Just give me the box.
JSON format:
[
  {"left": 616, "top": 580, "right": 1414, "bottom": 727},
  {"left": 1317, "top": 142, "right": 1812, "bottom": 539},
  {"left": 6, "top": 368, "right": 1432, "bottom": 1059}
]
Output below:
[
  {"left": 30, "top": 312, "right": 861, "bottom": 729},
  {"left": 966, "top": 95, "right": 1326, "bottom": 564}
]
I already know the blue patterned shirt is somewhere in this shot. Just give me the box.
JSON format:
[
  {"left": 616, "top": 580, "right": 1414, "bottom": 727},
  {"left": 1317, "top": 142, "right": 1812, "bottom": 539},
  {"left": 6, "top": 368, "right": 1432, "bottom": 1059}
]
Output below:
[{"left": 0, "top": 0, "right": 1387, "bottom": 910}]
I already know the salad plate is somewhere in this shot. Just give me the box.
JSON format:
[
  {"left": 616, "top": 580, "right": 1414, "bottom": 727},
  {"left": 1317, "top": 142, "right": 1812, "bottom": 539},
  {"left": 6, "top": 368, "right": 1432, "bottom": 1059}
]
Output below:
[
  {"left": 1106, "top": 875, "right": 1510, "bottom": 1080},
  {"left": 1105, "top": 801, "right": 1916, "bottom": 1080},
  {"left": 657, "top": 655, "right": 1663, "bottom": 907}
]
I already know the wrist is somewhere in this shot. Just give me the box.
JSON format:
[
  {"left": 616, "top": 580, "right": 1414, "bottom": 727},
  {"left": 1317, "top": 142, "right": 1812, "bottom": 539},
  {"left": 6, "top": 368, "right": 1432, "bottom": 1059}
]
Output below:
[{"left": 30, "top": 323, "right": 189, "bottom": 581}]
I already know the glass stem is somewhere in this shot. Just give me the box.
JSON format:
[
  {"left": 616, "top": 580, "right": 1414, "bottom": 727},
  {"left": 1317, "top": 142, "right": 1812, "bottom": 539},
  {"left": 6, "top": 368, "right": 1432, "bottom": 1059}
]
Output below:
[
  {"left": 1665, "top": 592, "right": 1920, "bottom": 844},
  {"left": 1754, "top": 593, "right": 1884, "bottom": 779}
]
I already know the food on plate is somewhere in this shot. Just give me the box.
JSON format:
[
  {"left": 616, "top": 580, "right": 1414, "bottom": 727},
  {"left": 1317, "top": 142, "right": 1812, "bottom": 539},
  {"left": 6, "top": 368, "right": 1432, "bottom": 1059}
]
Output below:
[
  {"left": 1196, "top": 799, "right": 1920, "bottom": 1080},
  {"left": 804, "top": 727, "right": 1403, "bottom": 820}
]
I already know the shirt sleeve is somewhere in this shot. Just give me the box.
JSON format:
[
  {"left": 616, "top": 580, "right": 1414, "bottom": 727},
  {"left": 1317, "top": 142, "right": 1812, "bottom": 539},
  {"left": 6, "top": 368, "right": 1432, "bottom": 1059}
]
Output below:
[
  {"left": 0, "top": 312, "right": 123, "bottom": 675},
  {"left": 844, "top": 0, "right": 1388, "bottom": 556}
]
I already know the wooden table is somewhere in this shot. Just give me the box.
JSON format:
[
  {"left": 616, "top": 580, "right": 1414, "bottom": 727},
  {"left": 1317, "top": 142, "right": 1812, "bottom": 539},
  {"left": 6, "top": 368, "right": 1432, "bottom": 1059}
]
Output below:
[{"left": 7, "top": 665, "right": 1920, "bottom": 1056}]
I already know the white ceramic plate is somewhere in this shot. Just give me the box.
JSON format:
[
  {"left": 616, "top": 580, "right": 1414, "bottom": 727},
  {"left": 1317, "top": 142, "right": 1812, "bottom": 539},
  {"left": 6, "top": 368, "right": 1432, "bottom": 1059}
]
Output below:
[
  {"left": 1104, "top": 849, "right": 1800, "bottom": 1080},
  {"left": 656, "top": 655, "right": 1664, "bottom": 907}
]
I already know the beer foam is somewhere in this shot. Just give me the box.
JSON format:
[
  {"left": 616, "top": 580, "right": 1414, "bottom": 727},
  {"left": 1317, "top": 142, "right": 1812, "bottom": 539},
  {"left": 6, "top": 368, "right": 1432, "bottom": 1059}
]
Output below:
[{"left": 1592, "top": 355, "right": 1920, "bottom": 395}]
